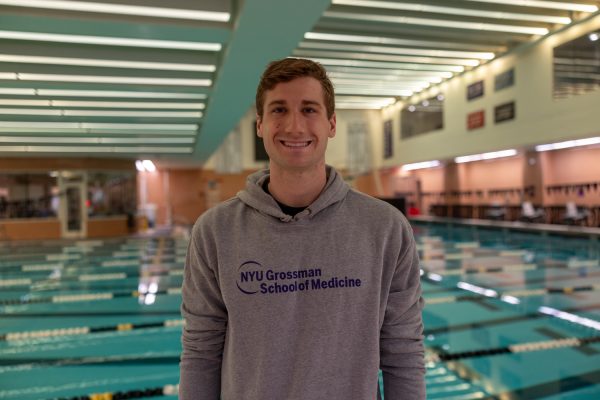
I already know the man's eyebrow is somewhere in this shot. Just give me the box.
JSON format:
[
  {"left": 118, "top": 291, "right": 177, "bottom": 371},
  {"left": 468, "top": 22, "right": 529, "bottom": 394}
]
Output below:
[
  {"left": 266, "top": 100, "right": 286, "bottom": 107},
  {"left": 301, "top": 100, "right": 323, "bottom": 107}
]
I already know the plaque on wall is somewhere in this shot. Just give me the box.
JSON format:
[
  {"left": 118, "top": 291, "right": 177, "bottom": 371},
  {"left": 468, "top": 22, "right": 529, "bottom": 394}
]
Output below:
[
  {"left": 494, "top": 101, "right": 515, "bottom": 123},
  {"left": 384, "top": 120, "right": 393, "bottom": 159},
  {"left": 467, "top": 110, "right": 485, "bottom": 130},
  {"left": 467, "top": 80, "right": 484, "bottom": 101},
  {"left": 253, "top": 120, "right": 269, "bottom": 161},
  {"left": 495, "top": 68, "right": 515, "bottom": 91}
]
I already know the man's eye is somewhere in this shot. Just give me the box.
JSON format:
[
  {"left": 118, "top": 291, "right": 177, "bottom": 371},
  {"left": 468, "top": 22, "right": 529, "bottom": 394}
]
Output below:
[
  {"left": 303, "top": 107, "right": 316, "bottom": 113},
  {"left": 272, "top": 107, "right": 285, "bottom": 113}
]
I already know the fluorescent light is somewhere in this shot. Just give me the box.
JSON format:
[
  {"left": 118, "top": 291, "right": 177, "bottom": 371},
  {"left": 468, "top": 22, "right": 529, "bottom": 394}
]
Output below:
[
  {"left": 332, "top": 78, "right": 428, "bottom": 89},
  {"left": 300, "top": 42, "right": 494, "bottom": 60},
  {"left": 296, "top": 51, "right": 467, "bottom": 70},
  {"left": 401, "top": 160, "right": 441, "bottom": 171},
  {"left": 36, "top": 90, "right": 207, "bottom": 99},
  {"left": 427, "top": 273, "right": 443, "bottom": 281},
  {"left": 305, "top": 32, "right": 504, "bottom": 52},
  {"left": 0, "top": 122, "right": 198, "bottom": 130},
  {"left": 0, "top": 100, "right": 205, "bottom": 109},
  {"left": 0, "top": 109, "right": 202, "bottom": 118},
  {"left": 9, "top": 73, "right": 212, "bottom": 86},
  {"left": 135, "top": 160, "right": 145, "bottom": 172},
  {"left": 308, "top": 57, "right": 462, "bottom": 72},
  {"left": 0, "top": 88, "right": 36, "bottom": 95},
  {"left": 0, "top": 54, "right": 216, "bottom": 72},
  {"left": 324, "top": 11, "right": 549, "bottom": 35},
  {"left": 0, "top": 30, "right": 222, "bottom": 51},
  {"left": 142, "top": 160, "right": 156, "bottom": 172},
  {"left": 64, "top": 110, "right": 202, "bottom": 118},
  {"left": 335, "top": 87, "right": 414, "bottom": 96},
  {"left": 337, "top": 96, "right": 396, "bottom": 106},
  {"left": 535, "top": 137, "right": 600, "bottom": 152},
  {"left": 455, "top": 149, "right": 518, "bottom": 163},
  {"left": 326, "top": 66, "right": 454, "bottom": 79},
  {"left": 330, "top": 75, "right": 436, "bottom": 87},
  {"left": 336, "top": 103, "right": 386, "bottom": 109},
  {"left": 0, "top": 146, "right": 193, "bottom": 153},
  {"left": 331, "top": 0, "right": 571, "bottom": 24},
  {"left": 590, "top": 33, "right": 599, "bottom": 42},
  {"left": 0, "top": 136, "right": 194, "bottom": 144},
  {"left": 0, "top": 0, "right": 231, "bottom": 21},
  {"left": 463, "top": 0, "right": 598, "bottom": 13}
]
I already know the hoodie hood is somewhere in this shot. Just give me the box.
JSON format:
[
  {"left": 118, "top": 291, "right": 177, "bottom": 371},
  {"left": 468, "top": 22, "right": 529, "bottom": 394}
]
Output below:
[{"left": 237, "top": 165, "right": 350, "bottom": 222}]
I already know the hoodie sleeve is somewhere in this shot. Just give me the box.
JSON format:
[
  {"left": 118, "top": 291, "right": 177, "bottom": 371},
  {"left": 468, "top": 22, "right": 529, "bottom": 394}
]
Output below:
[
  {"left": 179, "top": 223, "right": 227, "bottom": 400},
  {"left": 380, "top": 219, "right": 426, "bottom": 399}
]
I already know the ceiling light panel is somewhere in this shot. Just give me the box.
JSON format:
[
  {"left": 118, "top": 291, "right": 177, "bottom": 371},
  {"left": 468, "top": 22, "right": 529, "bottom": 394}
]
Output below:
[
  {"left": 0, "top": 99, "right": 205, "bottom": 109},
  {"left": 0, "top": 0, "right": 230, "bottom": 21},
  {"left": 300, "top": 42, "right": 495, "bottom": 60},
  {"left": 305, "top": 32, "right": 506, "bottom": 52},
  {"left": 0, "top": 54, "right": 216, "bottom": 72},
  {"left": 0, "top": 30, "right": 222, "bottom": 51},
  {"left": 323, "top": 11, "right": 550, "bottom": 35},
  {"left": 0, "top": 136, "right": 195, "bottom": 144},
  {"left": 3, "top": 73, "right": 212, "bottom": 86},
  {"left": 307, "top": 57, "right": 463, "bottom": 72},
  {"left": 0, "top": 122, "right": 198, "bottom": 130},
  {"left": 332, "top": 0, "right": 571, "bottom": 24},
  {"left": 35, "top": 90, "right": 207, "bottom": 99},
  {"left": 0, "top": 109, "right": 202, "bottom": 118},
  {"left": 0, "top": 145, "right": 194, "bottom": 153},
  {"left": 463, "top": 0, "right": 598, "bottom": 13},
  {"left": 297, "top": 49, "right": 479, "bottom": 67},
  {"left": 325, "top": 66, "right": 454, "bottom": 78}
]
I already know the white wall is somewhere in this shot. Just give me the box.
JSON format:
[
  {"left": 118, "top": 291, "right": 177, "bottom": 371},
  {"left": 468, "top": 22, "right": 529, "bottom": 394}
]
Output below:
[{"left": 380, "top": 15, "right": 600, "bottom": 166}]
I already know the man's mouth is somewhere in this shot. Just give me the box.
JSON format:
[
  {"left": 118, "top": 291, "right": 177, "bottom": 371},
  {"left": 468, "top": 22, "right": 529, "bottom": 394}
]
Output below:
[{"left": 281, "top": 140, "right": 312, "bottom": 148}]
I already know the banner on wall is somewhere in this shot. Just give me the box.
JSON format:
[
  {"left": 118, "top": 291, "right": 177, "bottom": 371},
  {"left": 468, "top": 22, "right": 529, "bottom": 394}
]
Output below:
[
  {"left": 495, "top": 68, "right": 515, "bottom": 91},
  {"left": 215, "top": 127, "right": 243, "bottom": 173},
  {"left": 347, "top": 120, "right": 371, "bottom": 175},
  {"left": 383, "top": 120, "right": 393, "bottom": 159},
  {"left": 467, "top": 110, "right": 485, "bottom": 130},
  {"left": 467, "top": 80, "right": 484, "bottom": 101},
  {"left": 494, "top": 101, "right": 515, "bottom": 123}
]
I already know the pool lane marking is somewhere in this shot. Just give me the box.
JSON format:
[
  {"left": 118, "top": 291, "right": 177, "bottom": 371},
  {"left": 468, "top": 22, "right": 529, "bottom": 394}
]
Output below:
[
  {"left": 437, "top": 263, "right": 537, "bottom": 275},
  {"left": 535, "top": 327, "right": 599, "bottom": 356},
  {"left": 428, "top": 335, "right": 600, "bottom": 362},
  {"left": 45, "top": 384, "right": 178, "bottom": 400},
  {"left": 0, "top": 318, "right": 184, "bottom": 341},
  {"left": 426, "top": 285, "right": 600, "bottom": 305},
  {"left": 0, "top": 286, "right": 183, "bottom": 306},
  {"left": 0, "top": 353, "right": 181, "bottom": 367},
  {"left": 0, "top": 269, "right": 184, "bottom": 287}
]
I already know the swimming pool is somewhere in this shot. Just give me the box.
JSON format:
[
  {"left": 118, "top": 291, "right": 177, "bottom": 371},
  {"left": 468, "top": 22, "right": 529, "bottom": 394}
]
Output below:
[{"left": 0, "top": 221, "right": 598, "bottom": 399}]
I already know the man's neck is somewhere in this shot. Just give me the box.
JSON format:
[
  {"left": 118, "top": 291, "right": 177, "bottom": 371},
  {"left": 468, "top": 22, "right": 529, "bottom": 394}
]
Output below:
[{"left": 267, "top": 164, "right": 327, "bottom": 208}]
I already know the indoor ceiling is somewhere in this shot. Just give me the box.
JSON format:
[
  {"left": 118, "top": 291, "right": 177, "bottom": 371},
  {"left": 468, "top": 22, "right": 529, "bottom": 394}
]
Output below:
[{"left": 0, "top": 0, "right": 598, "bottom": 165}]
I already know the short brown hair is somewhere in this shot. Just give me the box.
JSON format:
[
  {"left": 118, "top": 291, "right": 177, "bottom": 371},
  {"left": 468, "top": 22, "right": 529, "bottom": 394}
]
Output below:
[{"left": 256, "top": 58, "right": 335, "bottom": 118}]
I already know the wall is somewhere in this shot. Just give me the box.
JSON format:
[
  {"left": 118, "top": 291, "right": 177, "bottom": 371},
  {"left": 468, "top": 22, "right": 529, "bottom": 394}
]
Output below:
[{"left": 378, "top": 15, "right": 600, "bottom": 167}]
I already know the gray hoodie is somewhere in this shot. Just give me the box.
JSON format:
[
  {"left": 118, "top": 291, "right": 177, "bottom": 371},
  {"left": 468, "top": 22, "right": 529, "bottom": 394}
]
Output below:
[{"left": 180, "top": 166, "right": 425, "bottom": 400}]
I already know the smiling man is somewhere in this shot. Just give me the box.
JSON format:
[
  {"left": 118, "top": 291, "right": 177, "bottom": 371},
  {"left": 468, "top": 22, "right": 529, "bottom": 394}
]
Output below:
[{"left": 179, "top": 58, "right": 425, "bottom": 400}]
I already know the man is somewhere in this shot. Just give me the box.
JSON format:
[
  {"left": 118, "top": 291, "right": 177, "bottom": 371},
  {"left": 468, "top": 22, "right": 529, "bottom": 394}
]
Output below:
[{"left": 180, "top": 58, "right": 425, "bottom": 400}]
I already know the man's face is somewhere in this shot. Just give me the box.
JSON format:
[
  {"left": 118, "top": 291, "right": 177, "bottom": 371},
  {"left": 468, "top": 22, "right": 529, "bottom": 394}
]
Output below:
[{"left": 257, "top": 76, "right": 336, "bottom": 173}]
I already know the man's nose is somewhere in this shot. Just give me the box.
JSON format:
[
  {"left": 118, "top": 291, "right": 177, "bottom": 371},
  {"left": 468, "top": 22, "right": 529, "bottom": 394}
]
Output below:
[{"left": 284, "top": 110, "right": 305, "bottom": 133}]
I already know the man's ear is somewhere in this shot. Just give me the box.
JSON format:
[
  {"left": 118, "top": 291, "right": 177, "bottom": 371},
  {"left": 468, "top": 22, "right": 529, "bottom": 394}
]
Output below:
[
  {"left": 328, "top": 113, "right": 337, "bottom": 138},
  {"left": 256, "top": 115, "right": 263, "bottom": 137}
]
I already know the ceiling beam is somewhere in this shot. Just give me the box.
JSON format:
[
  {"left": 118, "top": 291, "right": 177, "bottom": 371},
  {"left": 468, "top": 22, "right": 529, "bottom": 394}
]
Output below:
[{"left": 194, "top": 0, "right": 332, "bottom": 162}]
